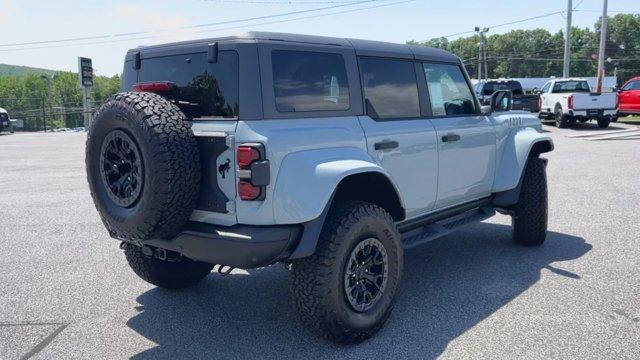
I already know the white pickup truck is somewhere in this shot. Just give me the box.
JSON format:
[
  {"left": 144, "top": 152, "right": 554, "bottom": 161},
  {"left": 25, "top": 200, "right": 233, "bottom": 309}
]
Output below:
[{"left": 538, "top": 78, "right": 617, "bottom": 128}]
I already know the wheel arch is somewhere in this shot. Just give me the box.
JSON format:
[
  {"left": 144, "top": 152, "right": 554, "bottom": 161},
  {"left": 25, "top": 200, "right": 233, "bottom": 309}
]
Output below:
[
  {"left": 272, "top": 147, "right": 405, "bottom": 225},
  {"left": 492, "top": 128, "right": 553, "bottom": 194},
  {"left": 492, "top": 128, "right": 552, "bottom": 208},
  {"left": 333, "top": 172, "right": 405, "bottom": 222}
]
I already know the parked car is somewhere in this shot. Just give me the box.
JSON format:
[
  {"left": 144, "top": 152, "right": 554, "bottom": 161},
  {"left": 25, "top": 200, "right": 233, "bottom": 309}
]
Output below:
[
  {"left": 537, "top": 78, "right": 617, "bottom": 128},
  {"left": 0, "top": 108, "right": 14, "bottom": 134},
  {"left": 85, "top": 32, "right": 553, "bottom": 344},
  {"left": 475, "top": 79, "right": 540, "bottom": 112},
  {"left": 617, "top": 76, "right": 640, "bottom": 117}
]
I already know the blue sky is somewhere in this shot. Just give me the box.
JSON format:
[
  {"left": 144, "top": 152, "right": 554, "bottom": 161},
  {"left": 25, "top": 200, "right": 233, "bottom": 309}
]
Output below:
[{"left": 0, "top": 0, "right": 637, "bottom": 76}]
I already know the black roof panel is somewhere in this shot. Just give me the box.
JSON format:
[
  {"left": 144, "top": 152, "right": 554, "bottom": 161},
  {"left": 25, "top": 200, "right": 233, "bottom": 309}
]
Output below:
[{"left": 128, "top": 32, "right": 460, "bottom": 63}]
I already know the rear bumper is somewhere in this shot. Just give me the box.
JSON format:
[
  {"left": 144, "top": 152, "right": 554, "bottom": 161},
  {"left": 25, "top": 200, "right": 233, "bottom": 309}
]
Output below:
[
  {"left": 140, "top": 221, "right": 302, "bottom": 269},
  {"left": 569, "top": 109, "right": 617, "bottom": 117}
]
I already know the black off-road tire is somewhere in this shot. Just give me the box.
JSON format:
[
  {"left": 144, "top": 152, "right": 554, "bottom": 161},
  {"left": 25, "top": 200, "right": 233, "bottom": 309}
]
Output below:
[
  {"left": 123, "top": 244, "right": 214, "bottom": 289},
  {"left": 512, "top": 157, "right": 548, "bottom": 246},
  {"left": 291, "top": 201, "right": 403, "bottom": 344},
  {"left": 597, "top": 116, "right": 611, "bottom": 128},
  {"left": 555, "top": 107, "right": 570, "bottom": 128},
  {"left": 86, "top": 92, "right": 200, "bottom": 241}
]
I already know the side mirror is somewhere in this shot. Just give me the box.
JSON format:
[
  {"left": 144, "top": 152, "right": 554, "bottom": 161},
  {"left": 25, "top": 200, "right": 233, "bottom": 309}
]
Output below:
[
  {"left": 490, "top": 90, "right": 513, "bottom": 112},
  {"left": 481, "top": 105, "right": 492, "bottom": 116}
]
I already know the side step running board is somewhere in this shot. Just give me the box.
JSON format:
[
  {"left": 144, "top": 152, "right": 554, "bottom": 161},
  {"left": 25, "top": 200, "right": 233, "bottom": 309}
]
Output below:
[{"left": 401, "top": 207, "right": 495, "bottom": 249}]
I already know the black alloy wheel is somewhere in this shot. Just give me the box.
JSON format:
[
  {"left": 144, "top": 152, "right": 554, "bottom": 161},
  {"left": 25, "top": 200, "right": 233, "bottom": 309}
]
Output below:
[
  {"left": 99, "top": 129, "right": 144, "bottom": 208},
  {"left": 344, "top": 237, "right": 389, "bottom": 313}
]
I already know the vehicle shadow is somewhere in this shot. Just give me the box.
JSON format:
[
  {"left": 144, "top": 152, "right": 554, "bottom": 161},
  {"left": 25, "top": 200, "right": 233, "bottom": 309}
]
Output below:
[
  {"left": 127, "top": 222, "right": 591, "bottom": 359},
  {"left": 542, "top": 121, "right": 627, "bottom": 131}
]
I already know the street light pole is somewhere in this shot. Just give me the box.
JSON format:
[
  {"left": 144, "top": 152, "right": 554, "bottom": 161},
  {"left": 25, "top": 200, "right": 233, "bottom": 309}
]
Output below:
[
  {"left": 596, "top": 0, "right": 608, "bottom": 92},
  {"left": 563, "top": 0, "right": 572, "bottom": 78},
  {"left": 475, "top": 27, "right": 490, "bottom": 80}
]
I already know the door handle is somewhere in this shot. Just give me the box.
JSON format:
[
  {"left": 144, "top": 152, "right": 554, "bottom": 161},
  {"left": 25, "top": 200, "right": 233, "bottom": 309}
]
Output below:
[
  {"left": 374, "top": 140, "right": 399, "bottom": 150},
  {"left": 442, "top": 134, "right": 461, "bottom": 143}
]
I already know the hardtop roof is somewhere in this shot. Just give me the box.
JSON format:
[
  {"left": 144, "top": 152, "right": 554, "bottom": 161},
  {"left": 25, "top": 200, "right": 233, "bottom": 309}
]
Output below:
[{"left": 127, "top": 31, "right": 460, "bottom": 63}]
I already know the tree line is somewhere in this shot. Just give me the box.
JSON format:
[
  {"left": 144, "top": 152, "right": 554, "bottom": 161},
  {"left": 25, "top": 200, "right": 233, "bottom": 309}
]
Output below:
[
  {"left": 409, "top": 14, "right": 640, "bottom": 83},
  {"left": 0, "top": 71, "right": 121, "bottom": 131}
]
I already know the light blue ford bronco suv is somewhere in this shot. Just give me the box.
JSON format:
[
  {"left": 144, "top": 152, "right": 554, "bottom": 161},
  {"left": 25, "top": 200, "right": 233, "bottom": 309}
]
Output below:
[{"left": 86, "top": 32, "right": 553, "bottom": 344}]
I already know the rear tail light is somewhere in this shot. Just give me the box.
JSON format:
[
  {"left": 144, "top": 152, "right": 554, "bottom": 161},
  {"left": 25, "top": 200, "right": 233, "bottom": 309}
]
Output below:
[
  {"left": 238, "top": 181, "right": 262, "bottom": 201},
  {"left": 537, "top": 97, "right": 542, "bottom": 112},
  {"left": 132, "top": 81, "right": 174, "bottom": 93},
  {"left": 567, "top": 95, "right": 574, "bottom": 109},
  {"left": 237, "top": 146, "right": 261, "bottom": 169},
  {"left": 236, "top": 144, "right": 269, "bottom": 201}
]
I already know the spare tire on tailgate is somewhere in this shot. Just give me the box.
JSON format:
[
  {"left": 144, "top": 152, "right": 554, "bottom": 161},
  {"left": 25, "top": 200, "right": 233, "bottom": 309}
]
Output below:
[{"left": 86, "top": 92, "right": 200, "bottom": 240}]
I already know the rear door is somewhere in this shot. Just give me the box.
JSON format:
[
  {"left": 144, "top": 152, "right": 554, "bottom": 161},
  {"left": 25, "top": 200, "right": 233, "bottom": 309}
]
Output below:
[
  {"left": 619, "top": 79, "right": 640, "bottom": 113},
  {"left": 357, "top": 57, "right": 439, "bottom": 218},
  {"left": 420, "top": 62, "right": 496, "bottom": 209}
]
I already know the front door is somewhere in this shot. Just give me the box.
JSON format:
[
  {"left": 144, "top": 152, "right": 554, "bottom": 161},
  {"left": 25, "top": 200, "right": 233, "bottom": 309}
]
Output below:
[
  {"left": 421, "top": 62, "right": 496, "bottom": 209},
  {"left": 357, "top": 57, "right": 439, "bottom": 218}
]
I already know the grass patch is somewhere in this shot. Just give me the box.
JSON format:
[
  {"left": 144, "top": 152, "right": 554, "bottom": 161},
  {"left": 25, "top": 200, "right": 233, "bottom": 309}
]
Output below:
[{"left": 618, "top": 116, "right": 640, "bottom": 124}]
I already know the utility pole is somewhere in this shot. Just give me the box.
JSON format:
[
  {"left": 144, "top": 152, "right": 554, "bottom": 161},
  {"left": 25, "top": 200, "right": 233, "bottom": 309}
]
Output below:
[
  {"left": 475, "top": 27, "right": 490, "bottom": 80},
  {"left": 563, "top": 0, "right": 572, "bottom": 78},
  {"left": 596, "top": 0, "right": 608, "bottom": 92},
  {"left": 41, "top": 97, "right": 46, "bottom": 132}
]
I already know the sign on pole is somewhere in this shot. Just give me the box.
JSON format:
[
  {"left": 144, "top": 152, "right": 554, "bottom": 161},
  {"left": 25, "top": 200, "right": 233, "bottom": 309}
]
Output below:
[
  {"left": 78, "top": 57, "right": 93, "bottom": 128},
  {"left": 78, "top": 57, "right": 93, "bottom": 87}
]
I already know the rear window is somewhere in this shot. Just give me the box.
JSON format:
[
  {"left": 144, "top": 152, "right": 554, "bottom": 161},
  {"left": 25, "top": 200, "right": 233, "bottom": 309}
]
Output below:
[
  {"left": 138, "top": 51, "right": 239, "bottom": 118},
  {"left": 552, "top": 81, "right": 591, "bottom": 93},
  {"left": 360, "top": 58, "right": 420, "bottom": 119},
  {"left": 482, "top": 81, "right": 523, "bottom": 96},
  {"left": 272, "top": 50, "right": 350, "bottom": 112}
]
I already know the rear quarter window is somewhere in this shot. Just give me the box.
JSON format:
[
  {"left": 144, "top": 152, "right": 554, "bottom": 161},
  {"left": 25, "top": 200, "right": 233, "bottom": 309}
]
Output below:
[
  {"left": 271, "top": 50, "right": 350, "bottom": 112},
  {"left": 138, "top": 51, "right": 239, "bottom": 118}
]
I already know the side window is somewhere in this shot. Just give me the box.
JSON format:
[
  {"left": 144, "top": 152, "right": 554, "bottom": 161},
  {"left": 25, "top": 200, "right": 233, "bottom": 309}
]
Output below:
[
  {"left": 623, "top": 80, "right": 640, "bottom": 91},
  {"left": 541, "top": 82, "right": 551, "bottom": 93},
  {"left": 138, "top": 51, "right": 239, "bottom": 118},
  {"left": 359, "top": 58, "right": 420, "bottom": 119},
  {"left": 422, "top": 63, "right": 476, "bottom": 116},
  {"left": 271, "top": 50, "right": 350, "bottom": 112}
]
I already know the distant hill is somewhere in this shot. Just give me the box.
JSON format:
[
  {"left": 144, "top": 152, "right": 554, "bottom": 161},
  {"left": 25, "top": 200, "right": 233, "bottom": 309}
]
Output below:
[{"left": 0, "top": 64, "right": 58, "bottom": 77}]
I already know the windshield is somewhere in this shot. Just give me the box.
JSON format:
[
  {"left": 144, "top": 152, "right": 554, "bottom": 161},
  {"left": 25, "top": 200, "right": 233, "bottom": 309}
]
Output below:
[
  {"left": 552, "top": 81, "right": 591, "bottom": 93},
  {"left": 482, "top": 81, "right": 523, "bottom": 96}
]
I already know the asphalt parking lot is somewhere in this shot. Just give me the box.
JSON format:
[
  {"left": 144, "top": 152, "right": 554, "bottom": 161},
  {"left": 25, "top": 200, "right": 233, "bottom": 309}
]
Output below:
[{"left": 1, "top": 121, "right": 639, "bottom": 359}]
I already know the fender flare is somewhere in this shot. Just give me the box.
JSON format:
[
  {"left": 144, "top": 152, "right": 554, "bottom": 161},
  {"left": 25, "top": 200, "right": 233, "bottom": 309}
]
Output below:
[
  {"left": 272, "top": 147, "right": 403, "bottom": 224},
  {"left": 492, "top": 127, "right": 553, "bottom": 194},
  {"left": 271, "top": 147, "right": 403, "bottom": 259},
  {"left": 492, "top": 128, "right": 553, "bottom": 207}
]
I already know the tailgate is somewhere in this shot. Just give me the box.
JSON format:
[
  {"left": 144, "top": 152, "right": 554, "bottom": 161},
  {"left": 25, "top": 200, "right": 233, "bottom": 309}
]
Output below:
[
  {"left": 191, "top": 121, "right": 238, "bottom": 216},
  {"left": 573, "top": 93, "right": 617, "bottom": 110},
  {"left": 512, "top": 95, "right": 539, "bottom": 112}
]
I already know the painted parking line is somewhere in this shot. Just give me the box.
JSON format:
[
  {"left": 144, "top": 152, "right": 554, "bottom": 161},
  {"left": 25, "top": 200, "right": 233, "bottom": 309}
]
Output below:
[{"left": 565, "top": 127, "right": 640, "bottom": 138}]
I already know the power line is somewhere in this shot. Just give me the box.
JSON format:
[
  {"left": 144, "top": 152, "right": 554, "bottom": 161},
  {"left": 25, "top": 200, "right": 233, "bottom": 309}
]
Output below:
[
  {"left": 205, "top": 0, "right": 370, "bottom": 3},
  {"left": 422, "top": 10, "right": 565, "bottom": 41},
  {"left": 194, "top": 0, "right": 415, "bottom": 34},
  {"left": 0, "top": 0, "right": 415, "bottom": 52},
  {"left": 0, "top": 0, "right": 386, "bottom": 48}
]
